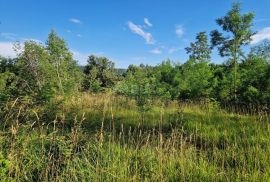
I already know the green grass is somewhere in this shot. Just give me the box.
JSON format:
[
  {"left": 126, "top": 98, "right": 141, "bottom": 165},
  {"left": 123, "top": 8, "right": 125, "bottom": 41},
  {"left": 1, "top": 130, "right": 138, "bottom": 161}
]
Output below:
[{"left": 0, "top": 93, "right": 270, "bottom": 181}]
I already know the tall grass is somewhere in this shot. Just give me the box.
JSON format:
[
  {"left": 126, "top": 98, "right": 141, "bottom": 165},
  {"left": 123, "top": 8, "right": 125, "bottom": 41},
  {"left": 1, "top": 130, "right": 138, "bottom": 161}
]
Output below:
[{"left": 0, "top": 93, "right": 270, "bottom": 181}]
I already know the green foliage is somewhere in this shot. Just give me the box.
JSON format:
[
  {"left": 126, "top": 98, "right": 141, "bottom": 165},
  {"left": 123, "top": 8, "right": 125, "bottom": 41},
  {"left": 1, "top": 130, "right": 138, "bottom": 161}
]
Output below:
[
  {"left": 176, "top": 59, "right": 213, "bottom": 100},
  {"left": 0, "top": 3, "right": 269, "bottom": 180},
  {"left": 83, "top": 55, "right": 116, "bottom": 92},
  {"left": 0, "top": 31, "right": 82, "bottom": 125},
  {"left": 210, "top": 2, "right": 255, "bottom": 58},
  {"left": 185, "top": 32, "right": 211, "bottom": 62},
  {"left": 152, "top": 60, "right": 175, "bottom": 101},
  {"left": 238, "top": 55, "right": 270, "bottom": 105},
  {"left": 46, "top": 30, "right": 82, "bottom": 95},
  {"left": 0, "top": 3, "right": 263, "bottom": 112},
  {"left": 0, "top": 57, "right": 19, "bottom": 109},
  {"left": 2, "top": 2, "right": 270, "bottom": 181},
  {"left": 17, "top": 41, "right": 53, "bottom": 100},
  {"left": 0, "top": 152, "right": 9, "bottom": 180},
  {"left": 115, "top": 68, "right": 154, "bottom": 115},
  {"left": 0, "top": 71, "right": 17, "bottom": 100},
  {"left": 14, "top": 31, "right": 82, "bottom": 101},
  {"left": 1, "top": 94, "right": 270, "bottom": 181},
  {"left": 211, "top": 2, "right": 255, "bottom": 101}
]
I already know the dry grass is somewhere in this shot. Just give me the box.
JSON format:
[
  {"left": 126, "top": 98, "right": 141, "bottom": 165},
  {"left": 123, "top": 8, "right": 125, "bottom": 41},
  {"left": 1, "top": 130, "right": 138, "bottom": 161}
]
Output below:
[{"left": 0, "top": 93, "right": 270, "bottom": 181}]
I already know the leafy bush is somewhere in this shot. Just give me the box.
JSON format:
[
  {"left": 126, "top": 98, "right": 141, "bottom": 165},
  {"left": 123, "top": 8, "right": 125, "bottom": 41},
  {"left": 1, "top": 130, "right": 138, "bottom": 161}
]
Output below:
[{"left": 0, "top": 152, "right": 9, "bottom": 180}]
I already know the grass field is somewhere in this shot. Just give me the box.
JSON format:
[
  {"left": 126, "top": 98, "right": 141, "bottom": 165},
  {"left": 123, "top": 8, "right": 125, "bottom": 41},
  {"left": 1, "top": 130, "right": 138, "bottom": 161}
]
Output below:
[{"left": 1, "top": 93, "right": 270, "bottom": 181}]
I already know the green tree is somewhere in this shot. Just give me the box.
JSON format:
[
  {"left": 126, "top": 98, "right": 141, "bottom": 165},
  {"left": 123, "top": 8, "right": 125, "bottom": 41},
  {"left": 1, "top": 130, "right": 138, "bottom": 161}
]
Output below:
[
  {"left": 16, "top": 31, "right": 81, "bottom": 101},
  {"left": 0, "top": 31, "right": 82, "bottom": 124},
  {"left": 46, "top": 30, "right": 82, "bottom": 95},
  {"left": 83, "top": 55, "right": 116, "bottom": 92},
  {"left": 185, "top": 32, "right": 211, "bottom": 62},
  {"left": 152, "top": 60, "right": 176, "bottom": 102},
  {"left": 125, "top": 64, "right": 139, "bottom": 75},
  {"left": 115, "top": 68, "right": 154, "bottom": 122},
  {"left": 239, "top": 55, "right": 270, "bottom": 106},
  {"left": 210, "top": 2, "right": 255, "bottom": 101},
  {"left": 17, "top": 41, "right": 52, "bottom": 99},
  {"left": 0, "top": 57, "right": 18, "bottom": 97},
  {"left": 176, "top": 59, "right": 213, "bottom": 100}
]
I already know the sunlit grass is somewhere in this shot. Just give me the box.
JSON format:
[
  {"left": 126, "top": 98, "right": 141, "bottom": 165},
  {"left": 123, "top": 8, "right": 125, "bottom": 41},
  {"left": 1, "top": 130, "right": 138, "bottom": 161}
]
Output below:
[{"left": 0, "top": 93, "right": 270, "bottom": 181}]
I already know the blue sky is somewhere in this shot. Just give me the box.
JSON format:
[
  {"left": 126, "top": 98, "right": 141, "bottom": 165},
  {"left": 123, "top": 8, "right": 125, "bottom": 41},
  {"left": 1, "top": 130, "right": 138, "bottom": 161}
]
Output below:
[{"left": 0, "top": 0, "right": 270, "bottom": 68}]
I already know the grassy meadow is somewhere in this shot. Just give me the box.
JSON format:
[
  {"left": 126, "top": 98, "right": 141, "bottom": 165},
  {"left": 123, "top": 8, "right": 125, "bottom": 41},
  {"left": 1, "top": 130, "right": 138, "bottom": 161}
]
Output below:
[
  {"left": 0, "top": 93, "right": 269, "bottom": 181},
  {"left": 1, "top": 3, "right": 270, "bottom": 181}
]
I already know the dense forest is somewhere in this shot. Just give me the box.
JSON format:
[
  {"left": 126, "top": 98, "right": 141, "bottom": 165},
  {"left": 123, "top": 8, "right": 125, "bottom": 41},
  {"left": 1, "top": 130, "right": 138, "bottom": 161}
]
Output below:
[{"left": 1, "top": 2, "right": 270, "bottom": 181}]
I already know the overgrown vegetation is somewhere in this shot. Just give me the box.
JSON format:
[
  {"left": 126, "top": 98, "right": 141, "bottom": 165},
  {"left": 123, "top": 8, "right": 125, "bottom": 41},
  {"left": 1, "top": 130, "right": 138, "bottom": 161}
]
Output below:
[{"left": 1, "top": 2, "right": 270, "bottom": 181}]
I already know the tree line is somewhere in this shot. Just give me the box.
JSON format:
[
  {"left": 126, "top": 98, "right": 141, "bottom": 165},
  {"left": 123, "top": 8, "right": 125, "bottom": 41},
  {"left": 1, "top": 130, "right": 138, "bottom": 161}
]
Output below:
[{"left": 1, "top": 2, "right": 270, "bottom": 113}]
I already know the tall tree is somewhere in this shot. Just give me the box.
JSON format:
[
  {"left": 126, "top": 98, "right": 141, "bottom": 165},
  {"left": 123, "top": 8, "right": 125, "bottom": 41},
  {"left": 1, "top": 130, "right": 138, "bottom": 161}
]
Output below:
[
  {"left": 46, "top": 30, "right": 81, "bottom": 95},
  {"left": 210, "top": 2, "right": 255, "bottom": 101},
  {"left": 185, "top": 32, "right": 211, "bottom": 62},
  {"left": 83, "top": 55, "right": 116, "bottom": 92},
  {"left": 18, "top": 41, "right": 49, "bottom": 95},
  {"left": 15, "top": 31, "right": 81, "bottom": 101}
]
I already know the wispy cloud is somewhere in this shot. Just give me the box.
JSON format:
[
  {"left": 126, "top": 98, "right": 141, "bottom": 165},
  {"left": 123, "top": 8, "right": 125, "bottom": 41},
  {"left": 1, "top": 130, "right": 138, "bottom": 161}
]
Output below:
[
  {"left": 255, "top": 18, "right": 270, "bottom": 23},
  {"left": 76, "top": 34, "right": 83, "bottom": 38},
  {"left": 175, "top": 25, "right": 184, "bottom": 38},
  {"left": 0, "top": 42, "right": 18, "bottom": 58},
  {"left": 21, "top": 38, "right": 43, "bottom": 43},
  {"left": 127, "top": 21, "right": 155, "bottom": 44},
  {"left": 132, "top": 56, "right": 147, "bottom": 61},
  {"left": 150, "top": 48, "right": 162, "bottom": 54},
  {"left": 251, "top": 27, "right": 270, "bottom": 44},
  {"left": 69, "top": 18, "right": 82, "bottom": 24},
  {"left": 1, "top": 31, "right": 43, "bottom": 44},
  {"left": 0, "top": 33, "right": 18, "bottom": 40},
  {"left": 144, "top": 18, "right": 153, "bottom": 27},
  {"left": 168, "top": 47, "right": 182, "bottom": 54}
]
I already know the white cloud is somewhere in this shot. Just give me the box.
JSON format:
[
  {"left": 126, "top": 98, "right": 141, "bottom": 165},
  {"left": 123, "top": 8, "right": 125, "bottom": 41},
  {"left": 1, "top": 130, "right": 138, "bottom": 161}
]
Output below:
[
  {"left": 71, "top": 50, "right": 88, "bottom": 64},
  {"left": 175, "top": 25, "right": 184, "bottom": 38},
  {"left": 21, "top": 38, "right": 43, "bottom": 43},
  {"left": 251, "top": 27, "right": 270, "bottom": 44},
  {"left": 144, "top": 18, "right": 153, "bottom": 27},
  {"left": 127, "top": 21, "right": 155, "bottom": 44},
  {"left": 69, "top": 18, "right": 82, "bottom": 24},
  {"left": 150, "top": 48, "right": 162, "bottom": 54},
  {"left": 0, "top": 42, "right": 18, "bottom": 58},
  {"left": 76, "top": 34, "right": 83, "bottom": 38},
  {"left": 0, "top": 39, "right": 43, "bottom": 58},
  {"left": 168, "top": 47, "right": 182, "bottom": 54},
  {"left": 0, "top": 33, "right": 18, "bottom": 40}
]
